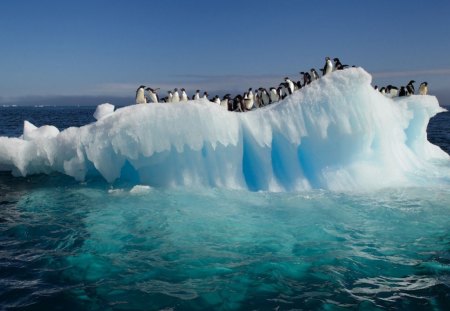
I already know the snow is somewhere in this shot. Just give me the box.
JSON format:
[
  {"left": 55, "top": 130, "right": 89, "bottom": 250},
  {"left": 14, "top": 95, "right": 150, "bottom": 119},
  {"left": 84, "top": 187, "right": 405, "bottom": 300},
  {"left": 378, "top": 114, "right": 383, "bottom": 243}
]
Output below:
[
  {"left": 0, "top": 68, "right": 448, "bottom": 191},
  {"left": 93, "top": 103, "right": 115, "bottom": 120}
]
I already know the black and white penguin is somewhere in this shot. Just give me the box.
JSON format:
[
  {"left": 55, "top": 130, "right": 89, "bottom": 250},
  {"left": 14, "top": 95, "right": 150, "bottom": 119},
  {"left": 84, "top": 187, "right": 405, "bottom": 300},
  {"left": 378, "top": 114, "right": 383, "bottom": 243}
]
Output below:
[
  {"left": 333, "top": 58, "right": 348, "bottom": 70},
  {"left": 135, "top": 85, "right": 147, "bottom": 104},
  {"left": 322, "top": 57, "right": 333, "bottom": 76},
  {"left": 399, "top": 86, "right": 407, "bottom": 97},
  {"left": 220, "top": 94, "right": 231, "bottom": 109},
  {"left": 145, "top": 87, "right": 159, "bottom": 103},
  {"left": 243, "top": 92, "right": 254, "bottom": 111},
  {"left": 300, "top": 72, "right": 311, "bottom": 86},
  {"left": 180, "top": 88, "right": 188, "bottom": 101},
  {"left": 380, "top": 87, "right": 386, "bottom": 94},
  {"left": 259, "top": 88, "right": 271, "bottom": 106},
  {"left": 269, "top": 87, "right": 279, "bottom": 103},
  {"left": 284, "top": 77, "right": 295, "bottom": 94},
  {"left": 212, "top": 95, "right": 221, "bottom": 105},
  {"left": 203, "top": 92, "right": 209, "bottom": 100},
  {"left": 310, "top": 69, "right": 320, "bottom": 81},
  {"left": 193, "top": 90, "right": 200, "bottom": 100},
  {"left": 406, "top": 80, "right": 415, "bottom": 95},
  {"left": 167, "top": 91, "right": 173, "bottom": 103},
  {"left": 172, "top": 88, "right": 180, "bottom": 103},
  {"left": 231, "top": 95, "right": 242, "bottom": 112},
  {"left": 386, "top": 85, "right": 398, "bottom": 97},
  {"left": 419, "top": 82, "right": 428, "bottom": 95}
]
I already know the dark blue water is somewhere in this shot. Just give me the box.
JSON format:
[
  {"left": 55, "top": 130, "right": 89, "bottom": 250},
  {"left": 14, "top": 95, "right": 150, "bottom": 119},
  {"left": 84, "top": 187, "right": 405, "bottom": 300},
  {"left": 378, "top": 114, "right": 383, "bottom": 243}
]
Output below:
[{"left": 0, "top": 106, "right": 449, "bottom": 310}]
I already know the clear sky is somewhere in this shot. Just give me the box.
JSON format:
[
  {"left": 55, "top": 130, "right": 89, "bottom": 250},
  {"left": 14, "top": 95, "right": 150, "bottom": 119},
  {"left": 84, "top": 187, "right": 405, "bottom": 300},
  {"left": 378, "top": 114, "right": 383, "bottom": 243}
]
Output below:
[{"left": 1, "top": 0, "right": 450, "bottom": 105}]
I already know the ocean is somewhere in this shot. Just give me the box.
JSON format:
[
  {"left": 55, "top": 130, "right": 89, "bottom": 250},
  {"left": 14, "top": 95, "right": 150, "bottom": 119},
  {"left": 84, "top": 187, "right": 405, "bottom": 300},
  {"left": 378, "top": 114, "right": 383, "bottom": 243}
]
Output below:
[{"left": 0, "top": 106, "right": 449, "bottom": 310}]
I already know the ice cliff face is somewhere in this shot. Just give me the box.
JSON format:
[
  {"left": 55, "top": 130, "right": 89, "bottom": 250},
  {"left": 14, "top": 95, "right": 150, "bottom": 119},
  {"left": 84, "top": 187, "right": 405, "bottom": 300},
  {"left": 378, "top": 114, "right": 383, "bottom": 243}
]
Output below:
[{"left": 0, "top": 68, "right": 448, "bottom": 191}]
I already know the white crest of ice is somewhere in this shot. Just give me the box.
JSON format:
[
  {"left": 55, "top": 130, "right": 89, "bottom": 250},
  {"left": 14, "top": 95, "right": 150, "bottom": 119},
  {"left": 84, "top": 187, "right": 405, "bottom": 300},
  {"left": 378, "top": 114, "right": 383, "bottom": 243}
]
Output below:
[
  {"left": 93, "top": 103, "right": 115, "bottom": 120},
  {"left": 0, "top": 68, "right": 448, "bottom": 191}
]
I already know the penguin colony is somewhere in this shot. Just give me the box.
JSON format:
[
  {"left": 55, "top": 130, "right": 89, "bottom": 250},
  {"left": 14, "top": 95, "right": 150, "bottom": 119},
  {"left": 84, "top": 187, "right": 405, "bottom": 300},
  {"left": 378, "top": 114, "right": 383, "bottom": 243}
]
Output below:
[
  {"left": 136, "top": 57, "right": 429, "bottom": 110},
  {"left": 375, "top": 81, "right": 428, "bottom": 97}
]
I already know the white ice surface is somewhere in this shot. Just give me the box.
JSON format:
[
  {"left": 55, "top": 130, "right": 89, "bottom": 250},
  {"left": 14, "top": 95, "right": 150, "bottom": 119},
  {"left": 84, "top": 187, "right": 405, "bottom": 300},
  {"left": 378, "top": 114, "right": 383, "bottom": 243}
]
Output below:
[{"left": 0, "top": 68, "right": 448, "bottom": 191}]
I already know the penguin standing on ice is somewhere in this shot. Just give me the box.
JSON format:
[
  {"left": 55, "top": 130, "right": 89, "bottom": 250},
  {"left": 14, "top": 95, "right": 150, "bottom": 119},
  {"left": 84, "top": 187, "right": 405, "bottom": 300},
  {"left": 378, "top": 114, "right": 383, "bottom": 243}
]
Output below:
[
  {"left": 284, "top": 78, "right": 295, "bottom": 94},
  {"left": 419, "top": 82, "right": 428, "bottom": 95},
  {"left": 167, "top": 91, "right": 173, "bottom": 103},
  {"left": 243, "top": 92, "right": 254, "bottom": 111},
  {"left": 399, "top": 86, "right": 407, "bottom": 97},
  {"left": 406, "top": 80, "right": 415, "bottom": 95},
  {"left": 259, "top": 88, "right": 271, "bottom": 106},
  {"left": 220, "top": 94, "right": 231, "bottom": 109},
  {"left": 145, "top": 87, "right": 159, "bottom": 103},
  {"left": 135, "top": 85, "right": 147, "bottom": 104},
  {"left": 212, "top": 95, "right": 221, "bottom": 104},
  {"left": 172, "top": 88, "right": 180, "bottom": 102},
  {"left": 300, "top": 72, "right": 311, "bottom": 86},
  {"left": 269, "top": 87, "right": 279, "bottom": 103},
  {"left": 203, "top": 92, "right": 209, "bottom": 100},
  {"left": 310, "top": 69, "right": 320, "bottom": 81},
  {"left": 322, "top": 57, "right": 334, "bottom": 76},
  {"left": 193, "top": 90, "right": 200, "bottom": 100},
  {"left": 180, "top": 88, "right": 188, "bottom": 101}
]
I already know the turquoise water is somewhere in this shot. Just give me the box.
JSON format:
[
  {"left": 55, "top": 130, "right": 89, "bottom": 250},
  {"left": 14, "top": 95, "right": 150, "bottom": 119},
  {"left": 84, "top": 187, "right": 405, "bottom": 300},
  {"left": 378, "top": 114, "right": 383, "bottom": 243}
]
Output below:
[
  {"left": 1, "top": 107, "right": 450, "bottom": 310},
  {"left": 1, "top": 173, "right": 449, "bottom": 310}
]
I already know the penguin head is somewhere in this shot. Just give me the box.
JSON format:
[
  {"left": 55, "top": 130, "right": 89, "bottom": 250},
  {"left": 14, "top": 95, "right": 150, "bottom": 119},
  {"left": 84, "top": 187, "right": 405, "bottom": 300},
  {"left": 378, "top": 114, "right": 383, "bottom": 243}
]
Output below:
[
  {"left": 181, "top": 88, "right": 185, "bottom": 92},
  {"left": 421, "top": 82, "right": 428, "bottom": 86},
  {"left": 196, "top": 90, "right": 200, "bottom": 93},
  {"left": 138, "top": 85, "right": 146, "bottom": 90},
  {"left": 325, "top": 56, "right": 330, "bottom": 61},
  {"left": 408, "top": 80, "right": 415, "bottom": 85},
  {"left": 333, "top": 58, "right": 340, "bottom": 62},
  {"left": 174, "top": 88, "right": 178, "bottom": 92}
]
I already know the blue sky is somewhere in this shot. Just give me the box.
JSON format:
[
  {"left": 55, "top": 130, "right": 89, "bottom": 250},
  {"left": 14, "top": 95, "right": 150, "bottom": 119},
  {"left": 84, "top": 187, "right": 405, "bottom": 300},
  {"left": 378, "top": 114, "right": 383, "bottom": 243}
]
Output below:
[{"left": 1, "top": 0, "right": 450, "bottom": 105}]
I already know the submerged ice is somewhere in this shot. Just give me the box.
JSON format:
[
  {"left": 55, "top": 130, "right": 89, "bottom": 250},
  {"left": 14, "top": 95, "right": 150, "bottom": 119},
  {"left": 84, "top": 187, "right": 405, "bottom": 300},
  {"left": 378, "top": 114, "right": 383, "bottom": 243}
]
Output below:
[{"left": 0, "top": 68, "right": 448, "bottom": 191}]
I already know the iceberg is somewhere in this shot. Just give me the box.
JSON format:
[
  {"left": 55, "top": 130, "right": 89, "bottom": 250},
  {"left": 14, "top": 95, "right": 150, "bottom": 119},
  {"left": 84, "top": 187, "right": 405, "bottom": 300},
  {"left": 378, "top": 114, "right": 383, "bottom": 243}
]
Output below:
[{"left": 0, "top": 68, "right": 448, "bottom": 191}]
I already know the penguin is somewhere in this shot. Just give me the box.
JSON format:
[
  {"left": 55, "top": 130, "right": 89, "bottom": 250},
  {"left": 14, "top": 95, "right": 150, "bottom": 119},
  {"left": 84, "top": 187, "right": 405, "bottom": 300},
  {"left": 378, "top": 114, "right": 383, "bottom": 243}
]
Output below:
[
  {"left": 259, "top": 88, "right": 271, "bottom": 106},
  {"left": 322, "top": 57, "right": 333, "bottom": 76},
  {"left": 243, "top": 92, "right": 254, "bottom": 111},
  {"left": 406, "top": 80, "right": 415, "bottom": 95},
  {"left": 161, "top": 96, "right": 168, "bottom": 103},
  {"left": 203, "top": 91, "right": 209, "bottom": 100},
  {"left": 167, "top": 91, "right": 173, "bottom": 103},
  {"left": 333, "top": 58, "right": 348, "bottom": 70},
  {"left": 220, "top": 94, "right": 231, "bottom": 109},
  {"left": 269, "top": 87, "right": 279, "bottom": 103},
  {"left": 284, "top": 77, "right": 295, "bottom": 94},
  {"left": 296, "top": 80, "right": 302, "bottom": 90},
  {"left": 193, "top": 90, "right": 200, "bottom": 100},
  {"left": 310, "top": 69, "right": 320, "bottom": 81},
  {"left": 419, "top": 82, "right": 428, "bottom": 95},
  {"left": 180, "top": 88, "right": 188, "bottom": 101},
  {"left": 232, "top": 95, "right": 243, "bottom": 112},
  {"left": 254, "top": 90, "right": 261, "bottom": 108},
  {"left": 374, "top": 85, "right": 378, "bottom": 91},
  {"left": 172, "top": 88, "right": 180, "bottom": 102},
  {"left": 145, "top": 87, "right": 159, "bottom": 103},
  {"left": 300, "top": 72, "right": 311, "bottom": 86},
  {"left": 213, "top": 95, "right": 221, "bottom": 104},
  {"left": 399, "top": 86, "right": 407, "bottom": 97},
  {"left": 386, "top": 85, "right": 398, "bottom": 97},
  {"left": 135, "top": 85, "right": 147, "bottom": 104},
  {"left": 380, "top": 87, "right": 386, "bottom": 94}
]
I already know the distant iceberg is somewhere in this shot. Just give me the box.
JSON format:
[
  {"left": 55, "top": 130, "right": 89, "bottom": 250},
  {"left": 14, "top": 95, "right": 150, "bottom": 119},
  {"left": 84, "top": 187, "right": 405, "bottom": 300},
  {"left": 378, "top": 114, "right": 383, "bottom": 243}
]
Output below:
[{"left": 0, "top": 68, "right": 449, "bottom": 191}]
